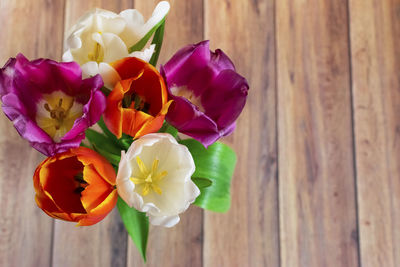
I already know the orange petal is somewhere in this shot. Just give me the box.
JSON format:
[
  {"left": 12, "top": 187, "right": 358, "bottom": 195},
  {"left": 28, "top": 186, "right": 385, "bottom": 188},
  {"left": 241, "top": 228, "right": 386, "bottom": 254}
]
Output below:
[
  {"left": 77, "top": 190, "right": 118, "bottom": 226},
  {"left": 81, "top": 164, "right": 115, "bottom": 213},
  {"left": 134, "top": 113, "right": 165, "bottom": 139},
  {"left": 111, "top": 57, "right": 148, "bottom": 80},
  {"left": 72, "top": 147, "right": 116, "bottom": 185},
  {"left": 105, "top": 57, "right": 170, "bottom": 138},
  {"left": 103, "top": 82, "right": 125, "bottom": 138}
]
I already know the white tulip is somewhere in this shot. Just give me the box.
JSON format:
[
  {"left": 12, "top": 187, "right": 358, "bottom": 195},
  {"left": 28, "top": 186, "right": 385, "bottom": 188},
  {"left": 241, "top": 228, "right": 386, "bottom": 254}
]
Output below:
[
  {"left": 117, "top": 133, "right": 200, "bottom": 227},
  {"left": 62, "top": 1, "right": 170, "bottom": 89}
]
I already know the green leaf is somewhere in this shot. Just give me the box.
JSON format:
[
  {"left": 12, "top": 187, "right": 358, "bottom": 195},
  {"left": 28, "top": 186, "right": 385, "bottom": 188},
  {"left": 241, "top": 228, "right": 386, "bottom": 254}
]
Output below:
[
  {"left": 158, "top": 121, "right": 178, "bottom": 138},
  {"left": 97, "top": 117, "right": 132, "bottom": 151},
  {"left": 117, "top": 197, "right": 149, "bottom": 262},
  {"left": 180, "top": 139, "right": 237, "bottom": 212},
  {"left": 85, "top": 128, "right": 121, "bottom": 155},
  {"left": 128, "top": 18, "right": 166, "bottom": 53},
  {"left": 100, "top": 86, "right": 111, "bottom": 97},
  {"left": 149, "top": 20, "right": 165, "bottom": 66},
  {"left": 91, "top": 144, "right": 121, "bottom": 166},
  {"left": 192, "top": 177, "right": 213, "bottom": 189}
]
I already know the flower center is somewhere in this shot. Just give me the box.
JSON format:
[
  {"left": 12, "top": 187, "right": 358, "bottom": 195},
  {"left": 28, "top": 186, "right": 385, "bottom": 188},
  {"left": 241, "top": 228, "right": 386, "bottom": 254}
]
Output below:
[
  {"left": 73, "top": 172, "right": 88, "bottom": 195},
  {"left": 130, "top": 156, "right": 168, "bottom": 196},
  {"left": 122, "top": 93, "right": 151, "bottom": 114},
  {"left": 36, "top": 91, "right": 83, "bottom": 142},
  {"left": 171, "top": 86, "right": 205, "bottom": 113},
  {"left": 44, "top": 98, "right": 71, "bottom": 130}
]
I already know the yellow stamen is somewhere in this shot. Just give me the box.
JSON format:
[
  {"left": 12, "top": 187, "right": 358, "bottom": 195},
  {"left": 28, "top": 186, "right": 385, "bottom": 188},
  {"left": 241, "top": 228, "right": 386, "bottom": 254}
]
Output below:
[
  {"left": 130, "top": 157, "right": 168, "bottom": 196},
  {"left": 136, "top": 156, "right": 148, "bottom": 174},
  {"left": 36, "top": 92, "right": 83, "bottom": 142}
]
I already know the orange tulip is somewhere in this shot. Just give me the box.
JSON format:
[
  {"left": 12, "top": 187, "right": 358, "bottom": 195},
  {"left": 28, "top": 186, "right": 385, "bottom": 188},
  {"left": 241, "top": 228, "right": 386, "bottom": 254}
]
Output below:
[
  {"left": 33, "top": 147, "right": 117, "bottom": 226},
  {"left": 103, "top": 57, "right": 171, "bottom": 139}
]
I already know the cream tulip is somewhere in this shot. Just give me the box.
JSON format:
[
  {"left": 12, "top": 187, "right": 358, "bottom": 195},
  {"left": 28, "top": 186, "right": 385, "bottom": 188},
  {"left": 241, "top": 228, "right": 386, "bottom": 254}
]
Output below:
[
  {"left": 116, "top": 133, "right": 200, "bottom": 227},
  {"left": 62, "top": 1, "right": 170, "bottom": 89}
]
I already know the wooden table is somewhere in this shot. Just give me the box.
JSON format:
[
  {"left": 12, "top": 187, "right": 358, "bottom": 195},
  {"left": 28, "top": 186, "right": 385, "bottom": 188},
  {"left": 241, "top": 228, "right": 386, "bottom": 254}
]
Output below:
[{"left": 0, "top": 0, "right": 399, "bottom": 266}]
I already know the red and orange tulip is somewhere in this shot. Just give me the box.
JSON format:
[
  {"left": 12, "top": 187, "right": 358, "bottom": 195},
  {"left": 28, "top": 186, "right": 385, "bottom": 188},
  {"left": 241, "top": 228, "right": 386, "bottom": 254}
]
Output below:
[
  {"left": 103, "top": 57, "right": 171, "bottom": 139},
  {"left": 33, "top": 147, "right": 117, "bottom": 226}
]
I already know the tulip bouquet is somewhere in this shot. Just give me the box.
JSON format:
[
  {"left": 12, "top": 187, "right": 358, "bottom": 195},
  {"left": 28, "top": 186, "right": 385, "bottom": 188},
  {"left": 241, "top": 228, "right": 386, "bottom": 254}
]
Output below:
[{"left": 0, "top": 1, "right": 248, "bottom": 261}]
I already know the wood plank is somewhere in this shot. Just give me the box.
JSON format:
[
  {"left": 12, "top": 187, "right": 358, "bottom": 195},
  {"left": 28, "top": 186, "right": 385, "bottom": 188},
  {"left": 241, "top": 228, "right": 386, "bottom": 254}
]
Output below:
[
  {"left": 276, "top": 0, "right": 359, "bottom": 266},
  {"left": 0, "top": 0, "right": 65, "bottom": 266},
  {"left": 203, "top": 1, "right": 279, "bottom": 266},
  {"left": 51, "top": 1, "right": 132, "bottom": 267},
  {"left": 127, "top": 1, "right": 204, "bottom": 266},
  {"left": 349, "top": 0, "right": 400, "bottom": 266}
]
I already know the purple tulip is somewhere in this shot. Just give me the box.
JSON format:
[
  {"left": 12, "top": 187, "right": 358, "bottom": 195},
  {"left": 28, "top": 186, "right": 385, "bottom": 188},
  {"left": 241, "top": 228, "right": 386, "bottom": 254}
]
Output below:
[
  {"left": 0, "top": 54, "right": 105, "bottom": 156},
  {"left": 160, "top": 40, "right": 249, "bottom": 147}
]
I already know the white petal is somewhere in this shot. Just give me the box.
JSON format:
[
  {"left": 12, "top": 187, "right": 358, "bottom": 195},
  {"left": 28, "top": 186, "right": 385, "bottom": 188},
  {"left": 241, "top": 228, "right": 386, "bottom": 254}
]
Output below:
[
  {"left": 62, "top": 50, "right": 74, "bottom": 62},
  {"left": 118, "top": 9, "right": 146, "bottom": 47},
  {"left": 96, "top": 15, "right": 126, "bottom": 35},
  {"left": 182, "top": 180, "right": 201, "bottom": 212},
  {"left": 66, "top": 8, "right": 118, "bottom": 37},
  {"left": 149, "top": 214, "right": 180, "bottom": 228},
  {"left": 65, "top": 34, "right": 83, "bottom": 51},
  {"left": 81, "top": 61, "right": 99, "bottom": 79},
  {"left": 100, "top": 33, "right": 129, "bottom": 62},
  {"left": 98, "top": 63, "right": 121, "bottom": 90},
  {"left": 143, "top": 1, "right": 170, "bottom": 32},
  {"left": 119, "top": 9, "right": 145, "bottom": 27},
  {"left": 116, "top": 133, "right": 200, "bottom": 228},
  {"left": 116, "top": 151, "right": 135, "bottom": 206},
  {"left": 120, "top": 1, "right": 170, "bottom": 47},
  {"left": 129, "top": 44, "right": 155, "bottom": 62}
]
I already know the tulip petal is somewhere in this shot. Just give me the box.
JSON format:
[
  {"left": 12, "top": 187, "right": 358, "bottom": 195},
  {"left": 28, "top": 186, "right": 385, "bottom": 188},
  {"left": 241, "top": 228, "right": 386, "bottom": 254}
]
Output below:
[
  {"left": 201, "top": 69, "right": 249, "bottom": 129},
  {"left": 129, "top": 44, "right": 155, "bottom": 63},
  {"left": 33, "top": 147, "right": 118, "bottom": 225},
  {"left": 116, "top": 133, "right": 199, "bottom": 227},
  {"left": 78, "top": 190, "right": 118, "bottom": 226},
  {"left": 162, "top": 40, "right": 210, "bottom": 87},
  {"left": 104, "top": 57, "right": 169, "bottom": 138},
  {"left": 0, "top": 54, "right": 105, "bottom": 156},
  {"left": 73, "top": 147, "right": 117, "bottom": 185},
  {"left": 162, "top": 41, "right": 249, "bottom": 147},
  {"left": 100, "top": 33, "right": 129, "bottom": 63},
  {"left": 98, "top": 62, "right": 121, "bottom": 89},
  {"left": 148, "top": 214, "right": 180, "bottom": 228}
]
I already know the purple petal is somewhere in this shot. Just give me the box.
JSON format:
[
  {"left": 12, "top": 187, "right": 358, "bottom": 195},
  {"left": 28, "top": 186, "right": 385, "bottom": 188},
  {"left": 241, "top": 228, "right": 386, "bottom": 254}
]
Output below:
[
  {"left": 0, "top": 54, "right": 105, "bottom": 156},
  {"left": 162, "top": 40, "right": 210, "bottom": 87},
  {"left": 201, "top": 69, "right": 249, "bottom": 129},
  {"left": 163, "top": 41, "right": 249, "bottom": 147},
  {"left": 210, "top": 49, "right": 235, "bottom": 72}
]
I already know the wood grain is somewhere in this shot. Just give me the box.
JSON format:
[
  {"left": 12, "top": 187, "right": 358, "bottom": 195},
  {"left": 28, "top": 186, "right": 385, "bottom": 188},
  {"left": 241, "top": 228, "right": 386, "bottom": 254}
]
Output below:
[
  {"left": 204, "top": 1, "right": 279, "bottom": 266},
  {"left": 51, "top": 1, "right": 132, "bottom": 267},
  {"left": 0, "top": 0, "right": 64, "bottom": 266},
  {"left": 128, "top": 1, "right": 204, "bottom": 266},
  {"left": 349, "top": 0, "right": 400, "bottom": 266},
  {"left": 276, "top": 0, "right": 359, "bottom": 266},
  {"left": 2, "top": 0, "right": 400, "bottom": 266}
]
